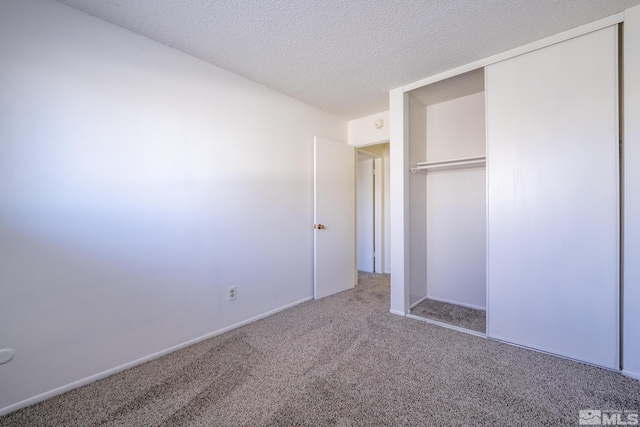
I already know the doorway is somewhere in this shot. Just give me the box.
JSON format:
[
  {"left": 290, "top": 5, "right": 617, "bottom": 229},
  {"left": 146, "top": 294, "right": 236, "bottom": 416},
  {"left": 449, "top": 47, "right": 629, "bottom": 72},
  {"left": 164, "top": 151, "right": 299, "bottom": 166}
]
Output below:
[{"left": 356, "top": 143, "right": 389, "bottom": 274}]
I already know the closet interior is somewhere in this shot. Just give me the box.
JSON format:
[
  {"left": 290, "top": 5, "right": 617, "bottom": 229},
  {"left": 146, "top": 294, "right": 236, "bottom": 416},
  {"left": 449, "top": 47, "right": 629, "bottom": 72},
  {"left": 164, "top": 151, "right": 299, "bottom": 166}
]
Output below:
[{"left": 406, "top": 68, "right": 487, "bottom": 334}]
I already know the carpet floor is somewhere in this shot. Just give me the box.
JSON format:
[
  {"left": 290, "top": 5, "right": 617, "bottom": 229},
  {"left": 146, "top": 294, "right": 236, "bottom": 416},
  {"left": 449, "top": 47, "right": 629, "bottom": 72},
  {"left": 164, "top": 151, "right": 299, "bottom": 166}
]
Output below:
[
  {"left": 1, "top": 272, "right": 639, "bottom": 426},
  {"left": 410, "top": 298, "right": 486, "bottom": 333}
]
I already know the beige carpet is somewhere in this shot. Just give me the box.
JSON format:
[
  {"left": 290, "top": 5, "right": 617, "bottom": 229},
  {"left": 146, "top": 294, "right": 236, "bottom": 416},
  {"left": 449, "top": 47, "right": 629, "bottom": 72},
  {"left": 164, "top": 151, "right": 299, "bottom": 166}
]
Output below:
[
  {"left": 1, "top": 272, "right": 639, "bottom": 426},
  {"left": 410, "top": 298, "right": 486, "bottom": 333}
]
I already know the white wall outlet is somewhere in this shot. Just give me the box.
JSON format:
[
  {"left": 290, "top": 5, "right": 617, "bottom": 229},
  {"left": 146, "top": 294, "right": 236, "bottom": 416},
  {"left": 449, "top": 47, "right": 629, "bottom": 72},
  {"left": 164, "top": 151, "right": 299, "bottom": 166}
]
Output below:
[{"left": 228, "top": 286, "right": 237, "bottom": 301}]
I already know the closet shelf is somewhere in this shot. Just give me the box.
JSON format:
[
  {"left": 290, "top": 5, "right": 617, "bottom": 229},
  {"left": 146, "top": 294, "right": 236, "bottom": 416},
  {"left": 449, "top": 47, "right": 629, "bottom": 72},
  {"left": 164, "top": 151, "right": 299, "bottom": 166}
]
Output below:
[{"left": 411, "top": 156, "right": 486, "bottom": 173}]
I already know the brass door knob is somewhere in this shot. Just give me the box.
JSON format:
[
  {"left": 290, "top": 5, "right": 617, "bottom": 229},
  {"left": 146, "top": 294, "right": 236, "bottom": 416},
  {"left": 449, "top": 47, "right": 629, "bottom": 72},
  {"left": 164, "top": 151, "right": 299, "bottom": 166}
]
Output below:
[{"left": 315, "top": 224, "right": 326, "bottom": 230}]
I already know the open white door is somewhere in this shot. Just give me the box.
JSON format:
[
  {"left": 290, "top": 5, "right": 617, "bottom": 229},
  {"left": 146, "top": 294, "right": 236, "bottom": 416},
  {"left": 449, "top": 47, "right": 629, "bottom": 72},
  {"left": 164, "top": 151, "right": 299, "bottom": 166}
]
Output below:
[
  {"left": 357, "top": 158, "right": 374, "bottom": 272},
  {"left": 314, "top": 137, "right": 356, "bottom": 299}
]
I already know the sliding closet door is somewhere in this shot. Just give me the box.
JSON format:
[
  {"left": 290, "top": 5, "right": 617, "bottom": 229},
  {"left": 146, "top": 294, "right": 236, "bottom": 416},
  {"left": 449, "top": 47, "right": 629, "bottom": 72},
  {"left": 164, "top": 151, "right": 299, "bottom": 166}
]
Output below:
[{"left": 486, "top": 26, "right": 619, "bottom": 369}]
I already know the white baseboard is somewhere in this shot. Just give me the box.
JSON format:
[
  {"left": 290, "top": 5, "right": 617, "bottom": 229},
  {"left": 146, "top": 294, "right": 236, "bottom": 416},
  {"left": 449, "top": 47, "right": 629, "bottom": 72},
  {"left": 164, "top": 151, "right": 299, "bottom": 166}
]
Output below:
[
  {"left": 426, "top": 295, "right": 486, "bottom": 311},
  {"left": 0, "top": 295, "right": 313, "bottom": 417},
  {"left": 389, "top": 309, "right": 406, "bottom": 316},
  {"left": 623, "top": 369, "right": 640, "bottom": 381},
  {"left": 409, "top": 295, "right": 430, "bottom": 310}
]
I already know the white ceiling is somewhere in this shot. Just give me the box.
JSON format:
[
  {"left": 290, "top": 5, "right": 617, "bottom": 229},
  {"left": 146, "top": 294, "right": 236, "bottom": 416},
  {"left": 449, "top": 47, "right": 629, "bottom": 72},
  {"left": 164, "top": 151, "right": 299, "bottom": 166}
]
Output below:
[{"left": 55, "top": 0, "right": 639, "bottom": 120}]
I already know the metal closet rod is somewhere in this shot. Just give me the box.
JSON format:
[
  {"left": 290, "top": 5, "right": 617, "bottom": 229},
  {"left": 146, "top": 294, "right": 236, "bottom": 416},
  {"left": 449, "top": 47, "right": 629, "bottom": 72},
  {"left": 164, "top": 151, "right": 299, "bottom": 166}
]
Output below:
[{"left": 410, "top": 156, "right": 486, "bottom": 173}]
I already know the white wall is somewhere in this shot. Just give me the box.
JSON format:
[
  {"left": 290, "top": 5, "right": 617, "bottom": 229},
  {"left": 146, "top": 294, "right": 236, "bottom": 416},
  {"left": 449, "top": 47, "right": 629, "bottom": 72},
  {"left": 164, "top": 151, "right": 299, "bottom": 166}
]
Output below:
[
  {"left": 348, "top": 111, "right": 389, "bottom": 146},
  {"left": 408, "top": 96, "right": 428, "bottom": 305},
  {"left": 425, "top": 92, "right": 486, "bottom": 309},
  {"left": 0, "top": 0, "right": 346, "bottom": 413},
  {"left": 426, "top": 92, "right": 486, "bottom": 162},
  {"left": 624, "top": 4, "right": 640, "bottom": 379},
  {"left": 426, "top": 170, "right": 486, "bottom": 309},
  {"left": 389, "top": 88, "right": 409, "bottom": 315}
]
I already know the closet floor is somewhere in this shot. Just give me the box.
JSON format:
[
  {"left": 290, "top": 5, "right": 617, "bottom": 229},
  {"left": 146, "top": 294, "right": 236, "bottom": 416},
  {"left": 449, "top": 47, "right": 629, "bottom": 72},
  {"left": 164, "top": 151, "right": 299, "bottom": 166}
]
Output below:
[{"left": 410, "top": 299, "right": 486, "bottom": 334}]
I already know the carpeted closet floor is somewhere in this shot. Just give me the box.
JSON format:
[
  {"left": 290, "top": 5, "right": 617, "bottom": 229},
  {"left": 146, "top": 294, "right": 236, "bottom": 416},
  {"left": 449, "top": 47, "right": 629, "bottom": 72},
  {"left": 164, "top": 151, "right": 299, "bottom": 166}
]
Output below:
[
  {"left": 1, "top": 272, "right": 638, "bottom": 426},
  {"left": 410, "top": 298, "right": 486, "bottom": 333}
]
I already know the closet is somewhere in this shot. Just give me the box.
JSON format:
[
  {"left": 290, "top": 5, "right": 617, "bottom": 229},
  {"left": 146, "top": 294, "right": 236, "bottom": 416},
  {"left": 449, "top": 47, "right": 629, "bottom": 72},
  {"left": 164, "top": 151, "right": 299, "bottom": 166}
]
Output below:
[
  {"left": 401, "top": 24, "right": 620, "bottom": 369},
  {"left": 407, "top": 69, "right": 487, "bottom": 334}
]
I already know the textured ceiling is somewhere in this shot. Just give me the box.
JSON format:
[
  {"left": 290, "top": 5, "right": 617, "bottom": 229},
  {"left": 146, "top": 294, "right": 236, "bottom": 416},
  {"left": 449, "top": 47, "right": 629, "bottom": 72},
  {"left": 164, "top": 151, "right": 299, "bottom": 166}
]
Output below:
[{"left": 55, "top": 0, "right": 640, "bottom": 120}]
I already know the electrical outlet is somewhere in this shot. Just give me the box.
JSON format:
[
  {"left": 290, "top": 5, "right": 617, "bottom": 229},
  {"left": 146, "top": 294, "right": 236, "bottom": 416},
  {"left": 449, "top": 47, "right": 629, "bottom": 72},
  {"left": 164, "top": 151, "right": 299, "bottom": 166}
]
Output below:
[{"left": 228, "top": 286, "right": 237, "bottom": 301}]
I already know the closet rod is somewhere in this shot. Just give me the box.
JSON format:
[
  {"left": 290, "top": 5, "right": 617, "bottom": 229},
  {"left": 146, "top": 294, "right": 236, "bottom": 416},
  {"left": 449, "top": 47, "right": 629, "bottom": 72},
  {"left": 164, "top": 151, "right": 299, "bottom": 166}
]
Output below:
[{"left": 411, "top": 156, "right": 486, "bottom": 174}]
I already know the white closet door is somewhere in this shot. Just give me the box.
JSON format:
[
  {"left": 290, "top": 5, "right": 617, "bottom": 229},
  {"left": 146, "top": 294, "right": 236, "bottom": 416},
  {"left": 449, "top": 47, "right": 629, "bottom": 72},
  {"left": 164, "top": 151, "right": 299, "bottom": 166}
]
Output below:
[{"left": 486, "top": 26, "right": 619, "bottom": 369}]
